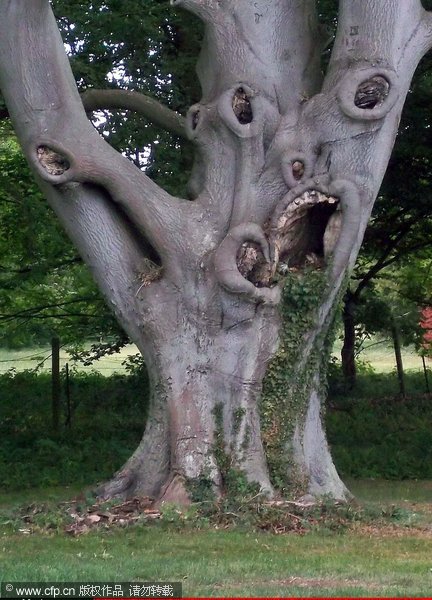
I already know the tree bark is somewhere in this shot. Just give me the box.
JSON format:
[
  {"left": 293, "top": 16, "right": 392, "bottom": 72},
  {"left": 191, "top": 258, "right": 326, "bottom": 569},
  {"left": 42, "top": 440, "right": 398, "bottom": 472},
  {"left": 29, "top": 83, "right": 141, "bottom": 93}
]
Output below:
[{"left": 1, "top": 0, "right": 431, "bottom": 503}]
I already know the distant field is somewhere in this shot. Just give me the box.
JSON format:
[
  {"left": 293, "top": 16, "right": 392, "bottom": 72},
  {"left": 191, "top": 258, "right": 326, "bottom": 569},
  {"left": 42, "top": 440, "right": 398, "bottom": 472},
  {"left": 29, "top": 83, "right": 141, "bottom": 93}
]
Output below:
[
  {"left": 0, "top": 337, "right": 429, "bottom": 375},
  {"left": 0, "top": 344, "right": 139, "bottom": 375},
  {"left": 332, "top": 338, "right": 427, "bottom": 373}
]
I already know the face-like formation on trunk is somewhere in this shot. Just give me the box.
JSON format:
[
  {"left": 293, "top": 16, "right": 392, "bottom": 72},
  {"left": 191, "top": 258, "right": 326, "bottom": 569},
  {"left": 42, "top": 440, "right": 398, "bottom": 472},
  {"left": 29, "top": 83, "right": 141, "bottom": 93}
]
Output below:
[
  {"left": 217, "top": 56, "right": 403, "bottom": 306},
  {"left": 236, "top": 189, "right": 342, "bottom": 286},
  {"left": 273, "top": 190, "right": 341, "bottom": 271}
]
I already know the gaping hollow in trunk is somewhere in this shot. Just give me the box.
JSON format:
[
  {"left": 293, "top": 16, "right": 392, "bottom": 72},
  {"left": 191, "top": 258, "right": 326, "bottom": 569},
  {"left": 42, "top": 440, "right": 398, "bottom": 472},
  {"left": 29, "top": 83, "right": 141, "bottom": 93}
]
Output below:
[
  {"left": 236, "top": 191, "right": 342, "bottom": 289},
  {"left": 275, "top": 191, "right": 342, "bottom": 272}
]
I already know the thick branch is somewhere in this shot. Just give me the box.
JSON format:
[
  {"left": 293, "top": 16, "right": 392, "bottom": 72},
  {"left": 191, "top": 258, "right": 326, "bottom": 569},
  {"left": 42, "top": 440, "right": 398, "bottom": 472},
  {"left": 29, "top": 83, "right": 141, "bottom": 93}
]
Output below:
[
  {"left": 189, "top": 0, "right": 322, "bottom": 110},
  {"left": 80, "top": 89, "right": 188, "bottom": 140},
  {"left": 0, "top": 0, "right": 194, "bottom": 264}
]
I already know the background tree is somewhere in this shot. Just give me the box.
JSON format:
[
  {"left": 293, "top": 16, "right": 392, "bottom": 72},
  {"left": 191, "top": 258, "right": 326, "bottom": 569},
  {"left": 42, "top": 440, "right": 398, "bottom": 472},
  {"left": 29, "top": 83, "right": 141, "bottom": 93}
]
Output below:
[
  {"left": 0, "top": 120, "right": 120, "bottom": 348},
  {"left": 341, "top": 51, "right": 432, "bottom": 387},
  {"left": 1, "top": 0, "right": 432, "bottom": 504}
]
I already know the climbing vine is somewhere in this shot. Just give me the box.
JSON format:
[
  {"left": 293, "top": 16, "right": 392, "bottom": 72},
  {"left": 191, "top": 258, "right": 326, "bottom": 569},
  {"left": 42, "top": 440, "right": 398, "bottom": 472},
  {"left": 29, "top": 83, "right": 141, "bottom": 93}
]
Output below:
[{"left": 261, "top": 267, "right": 340, "bottom": 495}]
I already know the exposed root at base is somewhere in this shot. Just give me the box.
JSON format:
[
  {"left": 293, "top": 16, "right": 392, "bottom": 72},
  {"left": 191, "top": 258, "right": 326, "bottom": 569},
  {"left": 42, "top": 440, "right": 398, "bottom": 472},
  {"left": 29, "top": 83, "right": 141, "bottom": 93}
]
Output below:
[{"left": 95, "top": 469, "right": 138, "bottom": 502}]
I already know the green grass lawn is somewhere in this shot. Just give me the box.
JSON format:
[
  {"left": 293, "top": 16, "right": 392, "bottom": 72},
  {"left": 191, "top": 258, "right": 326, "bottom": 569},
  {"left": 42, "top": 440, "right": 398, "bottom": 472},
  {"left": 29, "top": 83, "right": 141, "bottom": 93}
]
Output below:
[
  {"left": 1, "top": 526, "right": 432, "bottom": 597},
  {"left": 1, "top": 483, "right": 432, "bottom": 597},
  {"left": 1, "top": 342, "right": 431, "bottom": 597}
]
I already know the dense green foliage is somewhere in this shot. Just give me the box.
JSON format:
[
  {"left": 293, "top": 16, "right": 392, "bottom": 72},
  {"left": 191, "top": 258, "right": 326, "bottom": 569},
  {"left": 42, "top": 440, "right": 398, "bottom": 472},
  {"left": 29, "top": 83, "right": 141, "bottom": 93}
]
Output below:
[
  {"left": 0, "top": 369, "right": 148, "bottom": 489},
  {"left": 327, "top": 372, "right": 432, "bottom": 479},
  {"left": 0, "top": 122, "right": 120, "bottom": 348}
]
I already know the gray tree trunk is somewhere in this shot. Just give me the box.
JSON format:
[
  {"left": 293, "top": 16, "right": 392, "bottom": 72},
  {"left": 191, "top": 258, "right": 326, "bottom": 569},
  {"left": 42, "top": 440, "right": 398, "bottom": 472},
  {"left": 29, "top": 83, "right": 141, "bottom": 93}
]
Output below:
[{"left": 0, "top": 0, "right": 431, "bottom": 503}]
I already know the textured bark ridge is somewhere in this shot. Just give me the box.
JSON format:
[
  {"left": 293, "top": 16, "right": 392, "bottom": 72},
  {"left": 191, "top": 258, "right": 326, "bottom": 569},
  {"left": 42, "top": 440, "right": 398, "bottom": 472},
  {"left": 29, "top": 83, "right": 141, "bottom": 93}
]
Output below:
[{"left": 0, "top": 0, "right": 431, "bottom": 503}]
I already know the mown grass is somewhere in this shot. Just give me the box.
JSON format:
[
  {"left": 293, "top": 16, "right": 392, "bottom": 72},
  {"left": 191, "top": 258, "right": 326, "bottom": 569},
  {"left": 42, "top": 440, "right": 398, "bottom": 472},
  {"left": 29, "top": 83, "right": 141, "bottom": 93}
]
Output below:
[
  {"left": 332, "top": 338, "right": 427, "bottom": 374},
  {"left": 0, "top": 480, "right": 431, "bottom": 597},
  {"left": 348, "top": 478, "right": 432, "bottom": 503},
  {"left": 1, "top": 496, "right": 432, "bottom": 597}
]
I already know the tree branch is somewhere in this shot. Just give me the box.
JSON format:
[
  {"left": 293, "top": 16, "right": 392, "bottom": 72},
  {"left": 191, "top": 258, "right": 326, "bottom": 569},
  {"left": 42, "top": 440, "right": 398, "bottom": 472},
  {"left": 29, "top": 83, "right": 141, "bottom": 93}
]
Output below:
[
  {"left": 0, "top": 0, "right": 198, "bottom": 345},
  {"left": 80, "top": 89, "right": 188, "bottom": 140},
  {"left": 376, "top": 241, "right": 431, "bottom": 271},
  {"left": 352, "top": 223, "right": 414, "bottom": 299},
  {"left": 0, "top": 297, "right": 97, "bottom": 322},
  {"left": 0, "top": 0, "right": 194, "bottom": 265},
  {"left": 352, "top": 216, "right": 432, "bottom": 302}
]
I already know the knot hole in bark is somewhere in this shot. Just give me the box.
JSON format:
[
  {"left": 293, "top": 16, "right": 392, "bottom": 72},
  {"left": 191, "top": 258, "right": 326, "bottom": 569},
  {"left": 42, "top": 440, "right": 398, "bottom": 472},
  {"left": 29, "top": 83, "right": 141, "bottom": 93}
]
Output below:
[
  {"left": 354, "top": 76, "right": 389, "bottom": 110},
  {"left": 37, "top": 146, "right": 70, "bottom": 176},
  {"left": 191, "top": 109, "right": 200, "bottom": 130},
  {"left": 292, "top": 161, "right": 305, "bottom": 182},
  {"left": 237, "top": 242, "right": 272, "bottom": 287},
  {"left": 232, "top": 87, "right": 253, "bottom": 124}
]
